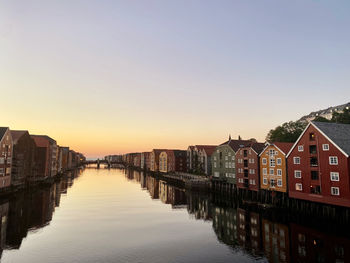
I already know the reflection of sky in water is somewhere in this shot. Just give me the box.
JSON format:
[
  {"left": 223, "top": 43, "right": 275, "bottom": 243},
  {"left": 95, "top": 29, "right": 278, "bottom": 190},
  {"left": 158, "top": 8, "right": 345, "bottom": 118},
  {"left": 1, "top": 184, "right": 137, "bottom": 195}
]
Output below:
[
  {"left": 2, "top": 168, "right": 350, "bottom": 263},
  {"left": 1, "top": 169, "right": 254, "bottom": 263}
]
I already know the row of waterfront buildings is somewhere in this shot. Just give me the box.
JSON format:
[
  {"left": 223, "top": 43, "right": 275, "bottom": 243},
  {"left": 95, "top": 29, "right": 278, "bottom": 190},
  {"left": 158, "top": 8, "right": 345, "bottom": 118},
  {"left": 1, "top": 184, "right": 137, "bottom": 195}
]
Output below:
[
  {"left": 0, "top": 127, "right": 85, "bottom": 191},
  {"left": 112, "top": 121, "right": 350, "bottom": 208}
]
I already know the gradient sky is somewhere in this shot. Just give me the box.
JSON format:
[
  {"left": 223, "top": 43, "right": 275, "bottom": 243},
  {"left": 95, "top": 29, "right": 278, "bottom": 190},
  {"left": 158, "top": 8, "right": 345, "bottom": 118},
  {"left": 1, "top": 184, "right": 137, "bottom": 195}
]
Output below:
[{"left": 1, "top": 0, "right": 350, "bottom": 158}]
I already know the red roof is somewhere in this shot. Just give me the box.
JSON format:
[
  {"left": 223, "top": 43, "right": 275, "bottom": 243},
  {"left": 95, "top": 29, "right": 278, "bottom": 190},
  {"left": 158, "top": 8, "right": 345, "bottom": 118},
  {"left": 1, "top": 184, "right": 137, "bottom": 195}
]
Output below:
[
  {"left": 273, "top": 142, "right": 294, "bottom": 155},
  {"left": 195, "top": 145, "right": 217, "bottom": 156}
]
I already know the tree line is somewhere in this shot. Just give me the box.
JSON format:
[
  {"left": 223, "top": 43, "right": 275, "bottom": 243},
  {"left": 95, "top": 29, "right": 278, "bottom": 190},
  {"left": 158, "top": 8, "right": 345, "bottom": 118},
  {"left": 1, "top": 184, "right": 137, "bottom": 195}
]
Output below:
[{"left": 266, "top": 108, "right": 350, "bottom": 143}]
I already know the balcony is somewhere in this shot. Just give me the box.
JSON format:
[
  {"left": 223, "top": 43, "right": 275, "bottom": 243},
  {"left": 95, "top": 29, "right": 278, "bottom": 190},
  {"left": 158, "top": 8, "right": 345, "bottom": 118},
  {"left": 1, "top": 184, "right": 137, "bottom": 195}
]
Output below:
[
  {"left": 310, "top": 157, "right": 318, "bottom": 167},
  {"left": 244, "top": 160, "right": 248, "bottom": 168},
  {"left": 309, "top": 145, "right": 317, "bottom": 155}
]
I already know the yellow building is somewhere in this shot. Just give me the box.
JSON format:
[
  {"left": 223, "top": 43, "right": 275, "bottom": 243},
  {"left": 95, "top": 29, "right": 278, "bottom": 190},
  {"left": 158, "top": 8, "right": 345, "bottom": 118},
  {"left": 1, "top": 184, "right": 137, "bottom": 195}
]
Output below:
[
  {"left": 159, "top": 151, "right": 168, "bottom": 173},
  {"left": 259, "top": 142, "right": 293, "bottom": 193}
]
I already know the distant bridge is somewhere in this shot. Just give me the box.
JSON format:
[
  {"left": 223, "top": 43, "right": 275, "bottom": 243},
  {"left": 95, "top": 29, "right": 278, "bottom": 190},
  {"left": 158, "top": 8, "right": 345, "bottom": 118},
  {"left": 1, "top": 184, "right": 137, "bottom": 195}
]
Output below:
[{"left": 83, "top": 159, "right": 124, "bottom": 169}]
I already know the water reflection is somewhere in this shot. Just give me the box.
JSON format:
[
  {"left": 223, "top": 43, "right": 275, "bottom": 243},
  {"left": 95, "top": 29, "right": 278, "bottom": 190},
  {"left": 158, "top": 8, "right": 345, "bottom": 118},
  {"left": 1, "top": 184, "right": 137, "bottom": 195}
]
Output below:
[
  {"left": 1, "top": 168, "right": 350, "bottom": 262},
  {"left": 2, "top": 169, "right": 81, "bottom": 255},
  {"left": 125, "top": 169, "right": 350, "bottom": 263}
]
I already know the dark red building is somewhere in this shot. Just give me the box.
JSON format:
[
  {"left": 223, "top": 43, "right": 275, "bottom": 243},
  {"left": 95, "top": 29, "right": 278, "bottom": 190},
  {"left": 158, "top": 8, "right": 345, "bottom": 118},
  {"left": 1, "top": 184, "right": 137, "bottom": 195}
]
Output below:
[
  {"left": 10, "top": 130, "right": 36, "bottom": 187},
  {"left": 236, "top": 142, "right": 265, "bottom": 191},
  {"left": 287, "top": 121, "right": 350, "bottom": 207}
]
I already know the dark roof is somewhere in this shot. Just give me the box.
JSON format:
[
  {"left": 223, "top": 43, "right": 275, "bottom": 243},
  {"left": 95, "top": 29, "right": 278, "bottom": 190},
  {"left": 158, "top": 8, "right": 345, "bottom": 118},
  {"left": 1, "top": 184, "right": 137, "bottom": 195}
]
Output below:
[
  {"left": 31, "top": 135, "right": 56, "bottom": 144},
  {"left": 195, "top": 145, "right": 217, "bottom": 156},
  {"left": 274, "top": 142, "right": 294, "bottom": 155},
  {"left": 220, "top": 139, "right": 253, "bottom": 152},
  {"left": 10, "top": 130, "right": 28, "bottom": 144},
  {"left": 251, "top": 142, "right": 266, "bottom": 155},
  {"left": 312, "top": 121, "right": 350, "bottom": 156},
  {"left": 0, "top": 127, "right": 8, "bottom": 141}
]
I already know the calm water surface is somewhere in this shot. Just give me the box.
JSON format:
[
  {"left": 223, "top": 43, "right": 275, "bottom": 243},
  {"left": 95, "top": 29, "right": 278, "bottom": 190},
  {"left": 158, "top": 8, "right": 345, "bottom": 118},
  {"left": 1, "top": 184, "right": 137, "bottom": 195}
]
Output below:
[{"left": 0, "top": 168, "right": 350, "bottom": 263}]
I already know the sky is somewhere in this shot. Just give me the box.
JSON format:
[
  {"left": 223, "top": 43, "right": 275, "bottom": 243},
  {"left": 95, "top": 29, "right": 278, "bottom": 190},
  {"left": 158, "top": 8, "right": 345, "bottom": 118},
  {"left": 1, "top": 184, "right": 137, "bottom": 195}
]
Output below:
[{"left": 1, "top": 0, "right": 350, "bottom": 158}]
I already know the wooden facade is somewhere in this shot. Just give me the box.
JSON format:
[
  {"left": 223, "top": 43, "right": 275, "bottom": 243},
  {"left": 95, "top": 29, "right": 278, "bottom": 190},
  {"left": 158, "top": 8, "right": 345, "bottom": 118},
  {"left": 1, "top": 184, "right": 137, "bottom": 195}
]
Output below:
[
  {"left": 259, "top": 142, "right": 293, "bottom": 193},
  {"left": 287, "top": 121, "right": 350, "bottom": 207},
  {"left": 236, "top": 142, "right": 265, "bottom": 191}
]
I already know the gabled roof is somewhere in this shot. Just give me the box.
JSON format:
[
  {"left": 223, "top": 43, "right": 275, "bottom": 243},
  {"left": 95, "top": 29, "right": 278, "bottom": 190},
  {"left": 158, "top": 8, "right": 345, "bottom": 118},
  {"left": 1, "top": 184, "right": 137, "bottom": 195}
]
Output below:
[
  {"left": 260, "top": 142, "right": 294, "bottom": 157},
  {"left": 220, "top": 139, "right": 253, "bottom": 152},
  {"left": 0, "top": 127, "right": 9, "bottom": 141},
  {"left": 10, "top": 130, "right": 29, "bottom": 144},
  {"left": 195, "top": 145, "right": 217, "bottom": 156},
  {"left": 31, "top": 135, "right": 56, "bottom": 144},
  {"left": 251, "top": 142, "right": 266, "bottom": 155},
  {"left": 274, "top": 142, "right": 294, "bottom": 155},
  {"left": 287, "top": 121, "right": 350, "bottom": 158}
]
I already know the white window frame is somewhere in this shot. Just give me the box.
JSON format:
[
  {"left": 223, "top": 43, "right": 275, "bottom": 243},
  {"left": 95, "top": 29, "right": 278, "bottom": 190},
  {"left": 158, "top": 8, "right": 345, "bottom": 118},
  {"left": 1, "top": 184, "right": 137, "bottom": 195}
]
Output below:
[
  {"left": 295, "top": 183, "right": 302, "bottom": 191},
  {"left": 277, "top": 158, "right": 282, "bottom": 165},
  {"left": 277, "top": 169, "right": 282, "bottom": 176},
  {"left": 277, "top": 179, "right": 282, "bottom": 187},
  {"left": 322, "top": 144, "right": 329, "bottom": 151},
  {"left": 269, "top": 168, "right": 274, "bottom": 175},
  {"left": 262, "top": 158, "right": 267, "bottom": 165},
  {"left": 298, "top": 145, "right": 304, "bottom": 152},
  {"left": 330, "top": 172, "right": 339, "bottom": 181},
  {"left": 329, "top": 156, "right": 338, "bottom": 165},
  {"left": 263, "top": 177, "right": 268, "bottom": 185},
  {"left": 294, "top": 170, "right": 301, "bottom": 178},
  {"left": 293, "top": 157, "right": 300, "bottom": 165},
  {"left": 331, "top": 187, "right": 340, "bottom": 196},
  {"left": 263, "top": 168, "right": 267, "bottom": 175},
  {"left": 270, "top": 158, "right": 276, "bottom": 167}
]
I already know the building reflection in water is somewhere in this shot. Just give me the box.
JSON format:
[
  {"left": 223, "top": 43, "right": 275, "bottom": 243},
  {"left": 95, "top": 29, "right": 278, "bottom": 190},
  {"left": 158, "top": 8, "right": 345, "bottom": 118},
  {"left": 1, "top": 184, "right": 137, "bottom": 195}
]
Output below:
[
  {"left": 2, "top": 169, "right": 81, "bottom": 256},
  {"left": 127, "top": 170, "right": 350, "bottom": 263}
]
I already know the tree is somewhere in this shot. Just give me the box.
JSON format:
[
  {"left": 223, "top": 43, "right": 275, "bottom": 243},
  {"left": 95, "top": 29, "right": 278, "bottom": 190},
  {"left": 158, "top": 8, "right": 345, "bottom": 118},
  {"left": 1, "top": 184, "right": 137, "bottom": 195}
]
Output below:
[
  {"left": 266, "top": 121, "right": 307, "bottom": 143},
  {"left": 313, "top": 116, "right": 331, "bottom": 122},
  {"left": 331, "top": 108, "right": 350, "bottom": 124}
]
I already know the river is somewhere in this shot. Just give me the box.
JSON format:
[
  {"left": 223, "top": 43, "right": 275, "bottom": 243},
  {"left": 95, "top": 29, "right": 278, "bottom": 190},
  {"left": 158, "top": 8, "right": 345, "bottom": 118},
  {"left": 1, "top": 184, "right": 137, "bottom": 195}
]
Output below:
[{"left": 0, "top": 168, "right": 349, "bottom": 262}]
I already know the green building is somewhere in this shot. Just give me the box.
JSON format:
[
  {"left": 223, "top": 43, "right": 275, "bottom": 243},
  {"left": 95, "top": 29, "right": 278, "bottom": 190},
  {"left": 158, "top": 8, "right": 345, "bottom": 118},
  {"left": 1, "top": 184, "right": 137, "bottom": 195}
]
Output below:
[{"left": 211, "top": 137, "right": 252, "bottom": 185}]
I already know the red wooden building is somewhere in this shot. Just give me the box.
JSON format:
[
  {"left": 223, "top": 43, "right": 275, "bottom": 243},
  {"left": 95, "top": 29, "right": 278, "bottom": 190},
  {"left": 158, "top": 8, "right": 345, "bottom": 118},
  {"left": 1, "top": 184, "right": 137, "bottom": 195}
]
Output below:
[
  {"left": 236, "top": 142, "right": 265, "bottom": 191},
  {"left": 287, "top": 121, "right": 350, "bottom": 207}
]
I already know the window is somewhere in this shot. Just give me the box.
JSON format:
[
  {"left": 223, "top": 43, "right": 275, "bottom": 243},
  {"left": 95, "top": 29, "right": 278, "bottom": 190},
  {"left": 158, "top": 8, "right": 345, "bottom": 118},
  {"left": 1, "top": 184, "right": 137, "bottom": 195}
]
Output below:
[
  {"left": 331, "top": 187, "right": 340, "bottom": 196},
  {"left": 262, "top": 158, "right": 267, "bottom": 165},
  {"left": 309, "top": 145, "right": 317, "bottom": 154},
  {"left": 322, "top": 144, "right": 329, "bottom": 151},
  {"left": 294, "top": 170, "right": 301, "bottom": 178},
  {"left": 214, "top": 162, "right": 217, "bottom": 168},
  {"left": 329, "top": 156, "right": 338, "bottom": 165},
  {"left": 298, "top": 145, "right": 304, "bottom": 152},
  {"left": 0, "top": 158, "right": 4, "bottom": 164},
  {"left": 269, "top": 149, "right": 275, "bottom": 156},
  {"left": 269, "top": 169, "right": 274, "bottom": 175},
  {"left": 294, "top": 157, "right": 300, "bottom": 164},
  {"left": 214, "top": 156, "right": 217, "bottom": 161},
  {"left": 263, "top": 178, "right": 268, "bottom": 185},
  {"left": 310, "top": 185, "right": 321, "bottom": 195},
  {"left": 270, "top": 179, "right": 276, "bottom": 187},
  {"left": 225, "top": 156, "right": 228, "bottom": 161},
  {"left": 309, "top": 133, "right": 315, "bottom": 141},
  {"left": 270, "top": 158, "right": 276, "bottom": 167},
  {"left": 277, "top": 169, "right": 282, "bottom": 176},
  {"left": 263, "top": 168, "right": 267, "bottom": 175},
  {"left": 295, "top": 183, "right": 302, "bottom": 191},
  {"left": 330, "top": 172, "right": 339, "bottom": 181},
  {"left": 311, "top": 171, "right": 319, "bottom": 180},
  {"left": 277, "top": 179, "right": 282, "bottom": 187},
  {"left": 277, "top": 158, "right": 282, "bottom": 165},
  {"left": 310, "top": 157, "right": 318, "bottom": 167}
]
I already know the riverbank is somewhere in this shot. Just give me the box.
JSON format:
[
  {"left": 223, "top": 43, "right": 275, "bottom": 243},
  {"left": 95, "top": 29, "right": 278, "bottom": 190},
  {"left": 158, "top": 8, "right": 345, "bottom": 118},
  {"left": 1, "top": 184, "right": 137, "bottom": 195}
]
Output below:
[{"left": 0, "top": 166, "right": 84, "bottom": 198}]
